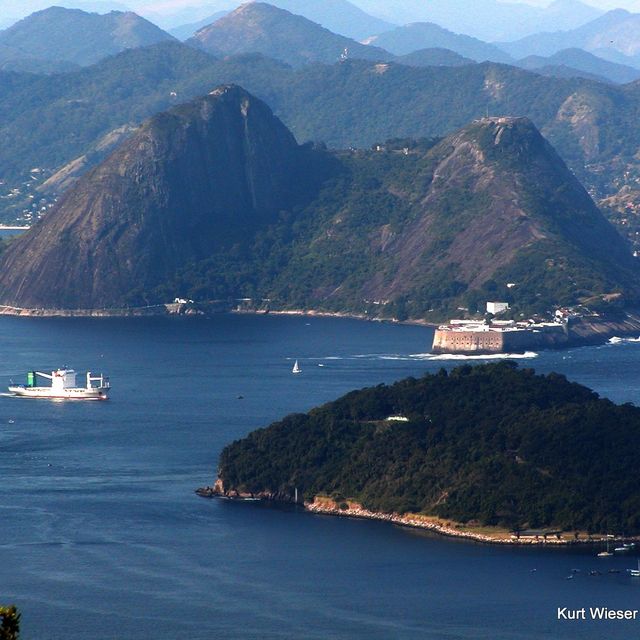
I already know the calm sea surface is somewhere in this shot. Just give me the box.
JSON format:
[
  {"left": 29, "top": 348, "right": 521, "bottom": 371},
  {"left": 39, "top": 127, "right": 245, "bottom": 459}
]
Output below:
[{"left": 1, "top": 314, "right": 639, "bottom": 640}]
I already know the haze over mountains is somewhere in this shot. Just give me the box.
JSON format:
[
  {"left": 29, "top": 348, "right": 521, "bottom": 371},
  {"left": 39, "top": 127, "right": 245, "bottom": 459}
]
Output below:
[
  {"left": 364, "top": 23, "right": 513, "bottom": 64},
  {"left": 4, "top": 40, "right": 640, "bottom": 206},
  {"left": 350, "top": 0, "right": 604, "bottom": 41},
  {"left": 0, "top": 86, "right": 636, "bottom": 317},
  {"left": 501, "top": 9, "right": 640, "bottom": 66},
  {"left": 168, "top": 0, "right": 394, "bottom": 41},
  {"left": 188, "top": 3, "right": 392, "bottom": 66},
  {"left": 3, "top": 3, "right": 640, "bottom": 80},
  {"left": 0, "top": 6, "right": 174, "bottom": 70},
  {"left": 516, "top": 47, "right": 640, "bottom": 84}
]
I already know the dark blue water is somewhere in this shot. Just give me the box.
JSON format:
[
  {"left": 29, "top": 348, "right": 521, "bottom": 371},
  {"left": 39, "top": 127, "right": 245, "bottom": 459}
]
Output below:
[
  {"left": 0, "top": 229, "right": 26, "bottom": 237},
  {"left": 1, "top": 315, "right": 639, "bottom": 639}
]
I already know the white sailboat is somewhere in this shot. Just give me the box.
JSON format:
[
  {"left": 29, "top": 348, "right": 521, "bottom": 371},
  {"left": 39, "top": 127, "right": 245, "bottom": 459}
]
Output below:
[
  {"left": 292, "top": 360, "right": 301, "bottom": 374},
  {"left": 629, "top": 560, "right": 640, "bottom": 577}
]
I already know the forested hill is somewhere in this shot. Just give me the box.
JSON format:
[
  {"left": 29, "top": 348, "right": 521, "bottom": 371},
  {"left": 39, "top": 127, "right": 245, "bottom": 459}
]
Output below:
[
  {"left": 4, "top": 42, "right": 640, "bottom": 210},
  {"left": 218, "top": 362, "right": 640, "bottom": 535},
  {"left": 0, "top": 91, "right": 636, "bottom": 317}
]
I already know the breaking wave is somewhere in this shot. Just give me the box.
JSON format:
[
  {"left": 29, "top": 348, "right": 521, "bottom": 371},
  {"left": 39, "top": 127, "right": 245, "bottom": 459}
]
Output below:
[{"left": 307, "top": 352, "right": 538, "bottom": 362}]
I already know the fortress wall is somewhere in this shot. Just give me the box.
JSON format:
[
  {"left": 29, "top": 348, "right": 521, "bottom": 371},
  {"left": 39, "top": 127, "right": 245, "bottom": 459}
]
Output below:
[
  {"left": 432, "top": 326, "right": 569, "bottom": 354},
  {"left": 432, "top": 330, "right": 505, "bottom": 353}
]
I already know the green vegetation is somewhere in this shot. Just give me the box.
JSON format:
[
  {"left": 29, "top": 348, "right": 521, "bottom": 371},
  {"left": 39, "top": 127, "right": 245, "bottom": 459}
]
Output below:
[
  {"left": 0, "top": 6, "right": 173, "bottom": 68},
  {"left": 188, "top": 2, "right": 391, "bottom": 68},
  {"left": 0, "top": 606, "right": 20, "bottom": 640},
  {"left": 145, "top": 119, "right": 637, "bottom": 320},
  {"left": 1, "top": 43, "right": 638, "bottom": 202},
  {"left": 219, "top": 362, "right": 640, "bottom": 534},
  {"left": 3, "top": 86, "right": 634, "bottom": 318}
]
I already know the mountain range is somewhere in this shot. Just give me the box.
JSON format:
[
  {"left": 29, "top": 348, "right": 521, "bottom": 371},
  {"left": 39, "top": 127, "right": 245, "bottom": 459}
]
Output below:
[
  {"left": 169, "top": 11, "right": 229, "bottom": 41},
  {"left": 0, "top": 3, "right": 635, "bottom": 85},
  {"left": 117, "top": 0, "right": 602, "bottom": 41},
  {"left": 2, "top": 3, "right": 640, "bottom": 258},
  {"left": 516, "top": 48, "right": 640, "bottom": 85},
  {"left": 364, "top": 22, "right": 512, "bottom": 64},
  {"left": 0, "top": 85, "right": 636, "bottom": 318},
  {"left": 501, "top": 9, "right": 640, "bottom": 67},
  {"left": 395, "top": 49, "right": 473, "bottom": 69},
  {"left": 0, "top": 6, "right": 174, "bottom": 69},
  {"left": 169, "top": 0, "right": 394, "bottom": 41},
  {"left": 188, "top": 3, "right": 391, "bottom": 67},
  {"left": 349, "top": 0, "right": 603, "bottom": 42},
  {"left": 1, "top": 41, "right": 639, "bottom": 185}
]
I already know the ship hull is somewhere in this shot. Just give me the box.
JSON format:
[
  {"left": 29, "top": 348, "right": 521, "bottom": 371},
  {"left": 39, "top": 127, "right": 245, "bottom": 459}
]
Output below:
[{"left": 7, "top": 386, "right": 109, "bottom": 400}]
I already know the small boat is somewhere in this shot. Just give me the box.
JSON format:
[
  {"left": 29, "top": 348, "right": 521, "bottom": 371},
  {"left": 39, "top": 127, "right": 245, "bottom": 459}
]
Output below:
[
  {"left": 597, "top": 537, "right": 613, "bottom": 557},
  {"left": 628, "top": 560, "right": 640, "bottom": 577},
  {"left": 8, "top": 368, "right": 110, "bottom": 400},
  {"left": 614, "top": 546, "right": 630, "bottom": 553},
  {"left": 292, "top": 360, "right": 301, "bottom": 374}
]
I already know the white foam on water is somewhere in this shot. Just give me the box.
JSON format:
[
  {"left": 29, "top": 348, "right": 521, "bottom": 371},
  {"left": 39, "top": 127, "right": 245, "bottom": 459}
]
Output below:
[
  {"left": 608, "top": 336, "right": 640, "bottom": 345},
  {"left": 420, "top": 351, "right": 538, "bottom": 361},
  {"left": 310, "top": 352, "right": 538, "bottom": 362}
]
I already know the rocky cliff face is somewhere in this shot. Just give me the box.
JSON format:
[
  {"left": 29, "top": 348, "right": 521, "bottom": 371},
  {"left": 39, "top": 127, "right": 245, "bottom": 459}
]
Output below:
[
  {"left": 0, "top": 85, "right": 314, "bottom": 309},
  {"left": 263, "top": 115, "right": 639, "bottom": 317},
  {"left": 0, "top": 95, "right": 636, "bottom": 317},
  {"left": 383, "top": 116, "right": 635, "bottom": 292}
]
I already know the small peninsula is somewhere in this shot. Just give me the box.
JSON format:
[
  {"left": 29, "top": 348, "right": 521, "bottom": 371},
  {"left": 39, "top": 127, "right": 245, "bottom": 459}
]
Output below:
[{"left": 204, "top": 362, "right": 640, "bottom": 544}]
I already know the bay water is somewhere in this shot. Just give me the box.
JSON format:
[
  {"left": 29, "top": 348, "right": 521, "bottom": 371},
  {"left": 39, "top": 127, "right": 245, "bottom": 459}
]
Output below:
[{"left": 0, "top": 314, "right": 639, "bottom": 639}]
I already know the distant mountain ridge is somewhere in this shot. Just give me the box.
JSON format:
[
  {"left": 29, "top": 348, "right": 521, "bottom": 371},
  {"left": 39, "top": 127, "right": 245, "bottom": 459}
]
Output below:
[
  {"left": 250, "top": 0, "right": 395, "bottom": 40},
  {"left": 395, "top": 48, "right": 473, "bottom": 68},
  {"left": 350, "top": 0, "right": 602, "bottom": 41},
  {"left": 169, "top": 11, "right": 229, "bottom": 41},
  {"left": 5, "top": 40, "right": 640, "bottom": 250},
  {"left": 0, "top": 42, "right": 79, "bottom": 74},
  {"left": 500, "top": 9, "right": 640, "bottom": 67},
  {"left": 0, "top": 87, "right": 636, "bottom": 318},
  {"left": 169, "top": 0, "right": 394, "bottom": 42},
  {"left": 364, "top": 22, "right": 513, "bottom": 64},
  {"left": 517, "top": 48, "right": 640, "bottom": 84},
  {"left": 188, "top": 2, "right": 392, "bottom": 66},
  {"left": 0, "top": 6, "right": 175, "bottom": 67}
]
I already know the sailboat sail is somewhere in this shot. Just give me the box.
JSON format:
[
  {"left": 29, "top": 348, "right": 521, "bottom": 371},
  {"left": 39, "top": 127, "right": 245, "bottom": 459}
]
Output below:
[{"left": 292, "top": 360, "right": 301, "bottom": 374}]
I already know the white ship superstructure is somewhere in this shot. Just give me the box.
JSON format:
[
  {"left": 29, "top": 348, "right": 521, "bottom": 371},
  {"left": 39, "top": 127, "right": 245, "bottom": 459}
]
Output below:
[{"left": 8, "top": 368, "right": 110, "bottom": 400}]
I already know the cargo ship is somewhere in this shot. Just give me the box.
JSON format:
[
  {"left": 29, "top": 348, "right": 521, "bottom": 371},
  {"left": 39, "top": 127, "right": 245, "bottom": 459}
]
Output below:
[{"left": 8, "top": 368, "right": 110, "bottom": 400}]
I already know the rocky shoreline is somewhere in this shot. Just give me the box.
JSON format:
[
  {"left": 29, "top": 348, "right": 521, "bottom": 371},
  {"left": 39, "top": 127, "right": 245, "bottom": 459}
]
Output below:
[
  {"left": 196, "top": 485, "right": 636, "bottom": 547},
  {"left": 0, "top": 301, "right": 227, "bottom": 317}
]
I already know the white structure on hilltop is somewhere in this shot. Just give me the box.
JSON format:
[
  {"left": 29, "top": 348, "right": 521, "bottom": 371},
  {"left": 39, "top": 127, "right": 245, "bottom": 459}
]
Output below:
[{"left": 486, "top": 301, "right": 510, "bottom": 315}]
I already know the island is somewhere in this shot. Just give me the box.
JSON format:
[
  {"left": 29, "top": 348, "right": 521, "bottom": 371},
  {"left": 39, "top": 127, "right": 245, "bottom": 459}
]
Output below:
[{"left": 199, "top": 362, "right": 640, "bottom": 545}]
